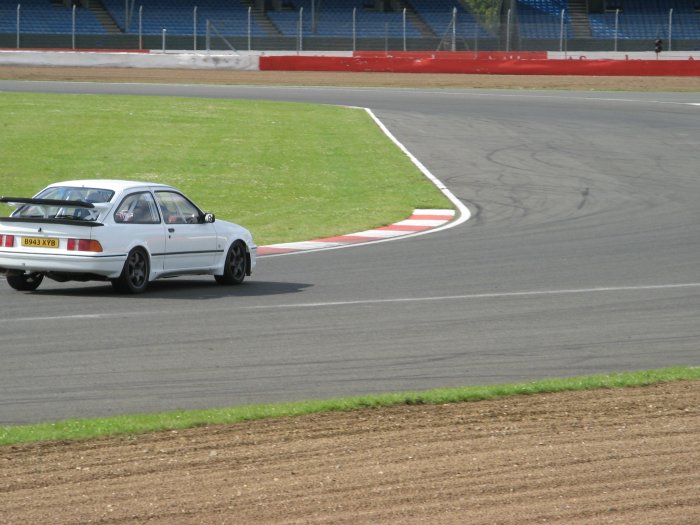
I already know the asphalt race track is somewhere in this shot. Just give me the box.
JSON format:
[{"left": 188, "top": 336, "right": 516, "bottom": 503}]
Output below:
[{"left": 1, "top": 81, "right": 699, "bottom": 425}]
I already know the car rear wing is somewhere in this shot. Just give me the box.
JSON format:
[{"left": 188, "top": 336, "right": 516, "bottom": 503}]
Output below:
[
  {"left": 0, "top": 197, "right": 108, "bottom": 227},
  {"left": 0, "top": 197, "right": 96, "bottom": 208},
  {"left": 0, "top": 217, "right": 105, "bottom": 227}
]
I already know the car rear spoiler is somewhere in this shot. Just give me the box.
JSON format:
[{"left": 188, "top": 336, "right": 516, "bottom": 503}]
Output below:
[
  {"left": 0, "top": 197, "right": 105, "bottom": 227},
  {"left": 0, "top": 197, "right": 96, "bottom": 208},
  {"left": 0, "top": 217, "right": 104, "bottom": 227}
]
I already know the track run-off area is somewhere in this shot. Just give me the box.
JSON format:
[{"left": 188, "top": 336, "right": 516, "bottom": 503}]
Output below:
[
  {"left": 0, "top": 73, "right": 698, "bottom": 425},
  {"left": 0, "top": 69, "right": 699, "bottom": 524}
]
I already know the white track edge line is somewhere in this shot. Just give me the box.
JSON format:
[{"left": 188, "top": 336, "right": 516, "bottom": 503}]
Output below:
[
  {"left": 258, "top": 109, "right": 470, "bottom": 257},
  {"left": 364, "top": 107, "right": 472, "bottom": 234}
]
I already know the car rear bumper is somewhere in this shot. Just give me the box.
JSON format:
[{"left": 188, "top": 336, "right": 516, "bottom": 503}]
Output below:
[{"left": 0, "top": 250, "right": 126, "bottom": 278}]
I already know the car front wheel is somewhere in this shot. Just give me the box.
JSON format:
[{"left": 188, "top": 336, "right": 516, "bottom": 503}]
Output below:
[
  {"left": 112, "top": 248, "right": 149, "bottom": 294},
  {"left": 215, "top": 241, "right": 247, "bottom": 285},
  {"left": 6, "top": 272, "right": 44, "bottom": 291}
]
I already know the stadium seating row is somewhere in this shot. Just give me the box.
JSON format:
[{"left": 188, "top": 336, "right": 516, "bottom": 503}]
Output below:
[
  {"left": 1, "top": 0, "right": 103, "bottom": 34},
  {"left": 518, "top": 0, "right": 572, "bottom": 39},
  {"left": 590, "top": 14, "right": 700, "bottom": 39},
  {"left": 0, "top": 0, "right": 697, "bottom": 40}
]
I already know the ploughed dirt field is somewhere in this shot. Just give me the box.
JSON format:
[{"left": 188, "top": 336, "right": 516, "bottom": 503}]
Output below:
[
  {"left": 1, "top": 67, "right": 699, "bottom": 523},
  {"left": 1, "top": 382, "right": 699, "bottom": 524}
]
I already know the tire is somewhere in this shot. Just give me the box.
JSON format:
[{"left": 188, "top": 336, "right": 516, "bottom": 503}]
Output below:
[
  {"left": 6, "top": 272, "right": 44, "bottom": 291},
  {"left": 215, "top": 241, "right": 247, "bottom": 285},
  {"left": 111, "top": 248, "right": 149, "bottom": 294}
]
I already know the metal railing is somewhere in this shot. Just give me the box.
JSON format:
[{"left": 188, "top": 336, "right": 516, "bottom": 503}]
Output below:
[
  {"left": 590, "top": 10, "right": 690, "bottom": 51},
  {"left": 4, "top": 4, "right": 699, "bottom": 52}
]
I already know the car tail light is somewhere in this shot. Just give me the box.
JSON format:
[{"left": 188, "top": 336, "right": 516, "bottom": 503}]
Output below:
[
  {"left": 67, "top": 239, "right": 103, "bottom": 252},
  {"left": 0, "top": 234, "right": 15, "bottom": 247}
]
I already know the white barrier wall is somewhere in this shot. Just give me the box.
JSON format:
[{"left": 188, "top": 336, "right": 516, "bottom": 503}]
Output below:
[
  {"left": 1, "top": 50, "right": 698, "bottom": 71},
  {"left": 0, "top": 50, "right": 261, "bottom": 69},
  {"left": 547, "top": 51, "right": 700, "bottom": 60}
]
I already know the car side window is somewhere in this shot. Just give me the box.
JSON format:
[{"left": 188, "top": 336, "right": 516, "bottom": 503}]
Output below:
[
  {"left": 155, "top": 191, "right": 202, "bottom": 224},
  {"left": 114, "top": 192, "right": 160, "bottom": 224}
]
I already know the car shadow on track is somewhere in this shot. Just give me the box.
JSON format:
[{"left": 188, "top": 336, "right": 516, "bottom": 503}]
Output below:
[{"left": 24, "top": 279, "right": 313, "bottom": 300}]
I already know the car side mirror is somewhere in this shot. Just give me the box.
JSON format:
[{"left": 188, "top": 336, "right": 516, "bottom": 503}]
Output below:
[{"left": 204, "top": 212, "right": 215, "bottom": 223}]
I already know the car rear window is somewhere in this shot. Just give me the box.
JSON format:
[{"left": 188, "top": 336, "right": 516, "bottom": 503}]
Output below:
[{"left": 13, "top": 186, "right": 114, "bottom": 222}]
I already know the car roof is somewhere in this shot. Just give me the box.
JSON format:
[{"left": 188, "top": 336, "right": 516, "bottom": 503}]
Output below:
[{"left": 46, "top": 180, "right": 178, "bottom": 194}]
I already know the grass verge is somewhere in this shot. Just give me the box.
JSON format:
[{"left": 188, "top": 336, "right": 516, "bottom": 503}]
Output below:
[
  {"left": 0, "top": 92, "right": 450, "bottom": 245},
  {"left": 1, "top": 366, "right": 697, "bottom": 446}
]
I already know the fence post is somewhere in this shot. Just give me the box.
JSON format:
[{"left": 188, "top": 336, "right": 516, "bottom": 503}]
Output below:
[
  {"left": 559, "top": 9, "right": 564, "bottom": 51},
  {"left": 614, "top": 9, "right": 619, "bottom": 52},
  {"left": 248, "top": 6, "right": 252, "bottom": 51},
  {"left": 668, "top": 8, "right": 673, "bottom": 51},
  {"left": 72, "top": 4, "right": 76, "bottom": 49},
  {"left": 16, "top": 4, "right": 20, "bottom": 49},
  {"left": 138, "top": 5, "right": 143, "bottom": 50},
  {"left": 352, "top": 8, "right": 356, "bottom": 51},
  {"left": 298, "top": 7, "right": 303, "bottom": 53},
  {"left": 193, "top": 6, "right": 197, "bottom": 51},
  {"left": 506, "top": 9, "right": 511, "bottom": 52},
  {"left": 206, "top": 19, "right": 210, "bottom": 53},
  {"left": 385, "top": 22, "right": 388, "bottom": 54},
  {"left": 162, "top": 28, "right": 167, "bottom": 53},
  {"left": 452, "top": 7, "right": 456, "bottom": 52},
  {"left": 403, "top": 8, "right": 406, "bottom": 52}
]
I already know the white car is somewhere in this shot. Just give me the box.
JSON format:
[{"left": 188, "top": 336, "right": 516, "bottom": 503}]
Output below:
[{"left": 0, "top": 180, "right": 256, "bottom": 293}]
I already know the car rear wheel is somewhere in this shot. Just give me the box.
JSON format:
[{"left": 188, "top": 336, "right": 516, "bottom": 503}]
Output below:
[
  {"left": 6, "top": 272, "right": 44, "bottom": 291},
  {"left": 215, "top": 241, "right": 247, "bottom": 285},
  {"left": 111, "top": 248, "right": 149, "bottom": 294}
]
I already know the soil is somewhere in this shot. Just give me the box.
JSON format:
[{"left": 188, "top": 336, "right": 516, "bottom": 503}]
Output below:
[
  {"left": 1, "top": 65, "right": 699, "bottom": 91},
  {"left": 1, "top": 66, "right": 699, "bottom": 524},
  {"left": 1, "top": 382, "right": 698, "bottom": 524}
]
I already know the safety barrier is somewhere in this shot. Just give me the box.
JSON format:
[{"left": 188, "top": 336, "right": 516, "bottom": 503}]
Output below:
[
  {"left": 259, "top": 53, "right": 700, "bottom": 76},
  {"left": 1, "top": 49, "right": 698, "bottom": 75},
  {"left": 353, "top": 51, "right": 548, "bottom": 60}
]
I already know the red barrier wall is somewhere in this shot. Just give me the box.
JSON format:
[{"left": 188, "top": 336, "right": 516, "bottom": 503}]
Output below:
[
  {"left": 353, "top": 51, "right": 548, "bottom": 60},
  {"left": 259, "top": 55, "right": 700, "bottom": 76}
]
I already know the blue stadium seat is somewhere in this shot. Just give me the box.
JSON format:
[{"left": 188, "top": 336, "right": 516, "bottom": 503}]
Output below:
[
  {"left": 409, "top": 0, "right": 493, "bottom": 38},
  {"left": 101, "top": 0, "right": 267, "bottom": 36},
  {"left": 2, "top": 0, "right": 105, "bottom": 35},
  {"left": 265, "top": 0, "right": 422, "bottom": 38},
  {"left": 516, "top": 0, "right": 571, "bottom": 39},
  {"left": 3, "top": 0, "right": 698, "bottom": 41},
  {"left": 589, "top": 0, "right": 700, "bottom": 39}
]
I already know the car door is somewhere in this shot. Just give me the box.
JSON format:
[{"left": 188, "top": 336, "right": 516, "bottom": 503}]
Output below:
[
  {"left": 155, "top": 191, "right": 218, "bottom": 272},
  {"left": 113, "top": 191, "right": 167, "bottom": 271}
]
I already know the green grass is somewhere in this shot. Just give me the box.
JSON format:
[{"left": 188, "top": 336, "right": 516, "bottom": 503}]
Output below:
[
  {"left": 0, "top": 92, "right": 450, "bottom": 245},
  {"left": 1, "top": 367, "right": 697, "bottom": 446},
  {"left": 3, "top": 94, "right": 695, "bottom": 449}
]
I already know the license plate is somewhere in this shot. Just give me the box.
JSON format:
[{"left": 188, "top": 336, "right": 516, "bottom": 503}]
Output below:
[{"left": 22, "top": 236, "right": 60, "bottom": 249}]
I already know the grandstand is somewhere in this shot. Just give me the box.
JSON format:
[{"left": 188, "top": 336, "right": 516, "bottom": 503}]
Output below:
[
  {"left": 589, "top": 0, "right": 700, "bottom": 40},
  {"left": 264, "top": 0, "right": 423, "bottom": 38},
  {"left": 0, "top": 0, "right": 104, "bottom": 34},
  {"left": 1, "top": 0, "right": 699, "bottom": 50},
  {"left": 100, "top": 0, "right": 268, "bottom": 36},
  {"left": 517, "top": 0, "right": 572, "bottom": 39},
  {"left": 411, "top": 1, "right": 494, "bottom": 39}
]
